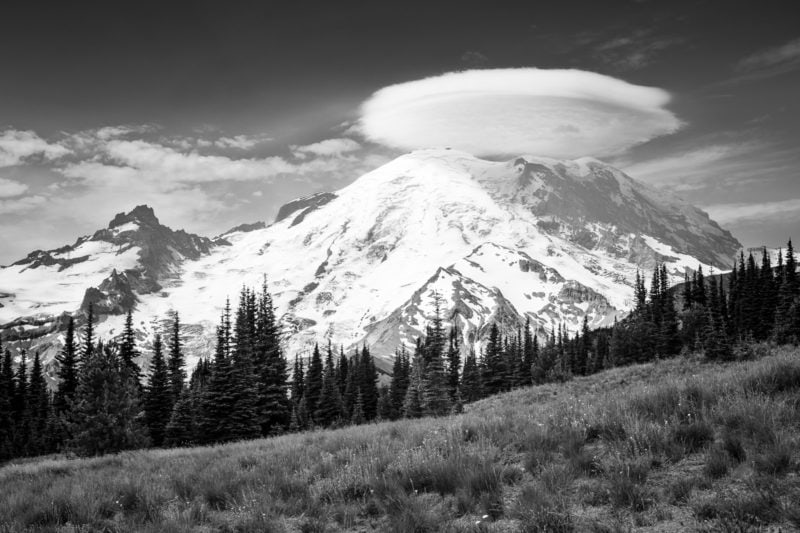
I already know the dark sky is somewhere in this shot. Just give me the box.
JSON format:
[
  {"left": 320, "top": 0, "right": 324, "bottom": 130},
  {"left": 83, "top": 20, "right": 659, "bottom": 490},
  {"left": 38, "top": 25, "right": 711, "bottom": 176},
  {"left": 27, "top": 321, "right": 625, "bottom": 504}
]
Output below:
[{"left": 1, "top": 0, "right": 799, "bottom": 262}]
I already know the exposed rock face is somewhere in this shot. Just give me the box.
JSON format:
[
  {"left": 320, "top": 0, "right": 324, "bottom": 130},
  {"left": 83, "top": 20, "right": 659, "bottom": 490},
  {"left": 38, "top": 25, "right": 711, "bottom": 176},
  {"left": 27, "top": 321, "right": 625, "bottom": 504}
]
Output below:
[{"left": 274, "top": 192, "right": 337, "bottom": 226}]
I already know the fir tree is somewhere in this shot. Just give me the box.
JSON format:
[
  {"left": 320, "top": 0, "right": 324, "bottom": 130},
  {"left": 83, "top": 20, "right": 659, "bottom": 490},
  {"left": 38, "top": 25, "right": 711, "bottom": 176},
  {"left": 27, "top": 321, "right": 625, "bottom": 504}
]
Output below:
[
  {"left": 67, "top": 342, "right": 149, "bottom": 456},
  {"left": 291, "top": 355, "right": 305, "bottom": 403},
  {"left": 446, "top": 325, "right": 461, "bottom": 403},
  {"left": 54, "top": 316, "right": 79, "bottom": 415},
  {"left": 402, "top": 339, "right": 425, "bottom": 418},
  {"left": 26, "top": 352, "right": 50, "bottom": 455},
  {"left": 483, "top": 324, "right": 505, "bottom": 395},
  {"left": 460, "top": 348, "right": 483, "bottom": 403},
  {"left": 388, "top": 345, "right": 410, "bottom": 420},
  {"left": 254, "top": 283, "right": 290, "bottom": 436},
  {"left": 144, "top": 334, "right": 171, "bottom": 447},
  {"left": 420, "top": 299, "right": 451, "bottom": 416},
  {"left": 305, "top": 344, "right": 323, "bottom": 421},
  {"left": 521, "top": 318, "right": 534, "bottom": 385},
  {"left": 0, "top": 347, "right": 14, "bottom": 459},
  {"left": 200, "top": 317, "right": 236, "bottom": 443},
  {"left": 758, "top": 248, "right": 776, "bottom": 340},
  {"left": 359, "top": 346, "right": 379, "bottom": 421},
  {"left": 226, "top": 292, "right": 261, "bottom": 441},
  {"left": 119, "top": 310, "right": 141, "bottom": 383},
  {"left": 315, "top": 342, "right": 342, "bottom": 426},
  {"left": 82, "top": 304, "right": 95, "bottom": 361},
  {"left": 12, "top": 351, "right": 29, "bottom": 455},
  {"left": 164, "top": 388, "right": 199, "bottom": 447},
  {"left": 167, "top": 311, "right": 186, "bottom": 403}
]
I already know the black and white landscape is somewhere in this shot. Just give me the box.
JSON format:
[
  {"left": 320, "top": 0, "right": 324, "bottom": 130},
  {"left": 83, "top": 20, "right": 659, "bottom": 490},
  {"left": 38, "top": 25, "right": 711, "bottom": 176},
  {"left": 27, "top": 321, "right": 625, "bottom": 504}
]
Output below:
[{"left": 1, "top": 2, "right": 799, "bottom": 532}]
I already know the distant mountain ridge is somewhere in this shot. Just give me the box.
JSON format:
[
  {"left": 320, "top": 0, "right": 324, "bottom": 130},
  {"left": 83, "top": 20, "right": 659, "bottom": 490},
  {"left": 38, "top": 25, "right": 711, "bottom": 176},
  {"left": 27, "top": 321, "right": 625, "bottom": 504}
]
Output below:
[{"left": 0, "top": 149, "right": 741, "bottom": 375}]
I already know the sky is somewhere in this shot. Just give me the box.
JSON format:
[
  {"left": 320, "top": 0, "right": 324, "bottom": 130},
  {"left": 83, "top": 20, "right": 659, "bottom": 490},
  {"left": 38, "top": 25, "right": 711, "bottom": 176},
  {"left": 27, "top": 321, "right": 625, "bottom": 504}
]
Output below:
[{"left": 1, "top": 0, "right": 799, "bottom": 264}]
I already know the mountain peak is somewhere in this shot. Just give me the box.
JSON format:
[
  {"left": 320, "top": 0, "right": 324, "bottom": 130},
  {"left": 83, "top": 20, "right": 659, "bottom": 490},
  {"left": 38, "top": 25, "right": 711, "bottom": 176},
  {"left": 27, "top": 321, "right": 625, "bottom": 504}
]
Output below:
[{"left": 109, "top": 205, "right": 159, "bottom": 229}]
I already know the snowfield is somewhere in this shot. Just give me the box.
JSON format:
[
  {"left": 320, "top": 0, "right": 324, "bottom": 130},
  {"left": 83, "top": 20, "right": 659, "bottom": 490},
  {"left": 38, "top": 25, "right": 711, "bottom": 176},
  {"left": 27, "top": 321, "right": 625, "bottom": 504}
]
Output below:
[{"left": 0, "top": 149, "right": 741, "bottom": 370}]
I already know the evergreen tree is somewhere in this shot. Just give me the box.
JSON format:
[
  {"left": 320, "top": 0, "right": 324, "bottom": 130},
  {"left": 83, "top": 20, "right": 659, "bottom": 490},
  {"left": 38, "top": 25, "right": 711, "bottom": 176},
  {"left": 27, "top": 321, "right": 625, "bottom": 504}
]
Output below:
[
  {"left": 402, "top": 339, "right": 425, "bottom": 418},
  {"left": 167, "top": 311, "right": 186, "bottom": 403},
  {"left": 420, "top": 299, "right": 451, "bottom": 416},
  {"left": 483, "top": 324, "right": 505, "bottom": 395},
  {"left": 575, "top": 316, "right": 590, "bottom": 375},
  {"left": 26, "top": 352, "right": 50, "bottom": 455},
  {"left": 305, "top": 344, "right": 324, "bottom": 421},
  {"left": 67, "top": 342, "right": 149, "bottom": 456},
  {"left": 12, "top": 351, "right": 29, "bottom": 455},
  {"left": 54, "top": 316, "right": 79, "bottom": 415},
  {"left": 200, "top": 315, "right": 236, "bottom": 443},
  {"left": 119, "top": 310, "right": 141, "bottom": 383},
  {"left": 337, "top": 346, "right": 349, "bottom": 397},
  {"left": 144, "top": 334, "right": 171, "bottom": 447},
  {"left": 758, "top": 248, "right": 776, "bottom": 340},
  {"left": 388, "top": 346, "right": 409, "bottom": 420},
  {"left": 460, "top": 348, "right": 483, "bottom": 403},
  {"left": 82, "top": 304, "right": 95, "bottom": 362},
  {"left": 291, "top": 355, "right": 305, "bottom": 403},
  {"left": 377, "top": 385, "right": 392, "bottom": 420},
  {"left": 446, "top": 325, "right": 461, "bottom": 403},
  {"left": 521, "top": 318, "right": 535, "bottom": 385},
  {"left": 253, "top": 282, "right": 290, "bottom": 435},
  {"left": 226, "top": 292, "right": 261, "bottom": 441},
  {"left": 0, "top": 347, "right": 14, "bottom": 459},
  {"left": 359, "top": 346, "right": 379, "bottom": 421},
  {"left": 164, "top": 388, "right": 199, "bottom": 447},
  {"left": 315, "top": 342, "right": 342, "bottom": 426}
]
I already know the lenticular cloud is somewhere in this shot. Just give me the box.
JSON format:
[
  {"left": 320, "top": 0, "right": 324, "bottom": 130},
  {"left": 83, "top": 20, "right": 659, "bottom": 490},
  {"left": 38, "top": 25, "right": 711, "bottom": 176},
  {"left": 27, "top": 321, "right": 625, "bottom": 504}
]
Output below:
[{"left": 359, "top": 68, "right": 682, "bottom": 158}]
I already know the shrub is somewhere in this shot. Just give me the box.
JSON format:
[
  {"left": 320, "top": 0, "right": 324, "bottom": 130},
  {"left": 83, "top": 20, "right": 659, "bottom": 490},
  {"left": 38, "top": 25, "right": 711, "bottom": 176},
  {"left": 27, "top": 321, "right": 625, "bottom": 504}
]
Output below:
[
  {"left": 666, "top": 476, "right": 696, "bottom": 504},
  {"left": 721, "top": 432, "right": 747, "bottom": 463},
  {"left": 511, "top": 483, "right": 573, "bottom": 533},
  {"left": 693, "top": 489, "right": 781, "bottom": 527},
  {"left": 703, "top": 446, "right": 729, "bottom": 480},
  {"left": 605, "top": 458, "right": 651, "bottom": 511},
  {"left": 752, "top": 438, "right": 794, "bottom": 476},
  {"left": 672, "top": 421, "right": 714, "bottom": 453}
]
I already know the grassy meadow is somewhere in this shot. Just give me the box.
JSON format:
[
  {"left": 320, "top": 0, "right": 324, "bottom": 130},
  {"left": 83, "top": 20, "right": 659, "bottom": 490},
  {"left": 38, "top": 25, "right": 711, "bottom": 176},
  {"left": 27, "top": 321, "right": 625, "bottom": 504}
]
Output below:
[{"left": 2, "top": 345, "right": 800, "bottom": 532}]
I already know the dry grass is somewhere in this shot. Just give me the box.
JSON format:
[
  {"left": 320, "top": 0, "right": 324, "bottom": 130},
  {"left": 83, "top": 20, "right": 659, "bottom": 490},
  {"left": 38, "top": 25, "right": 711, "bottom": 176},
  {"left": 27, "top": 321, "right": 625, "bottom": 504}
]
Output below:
[{"left": 2, "top": 345, "right": 800, "bottom": 532}]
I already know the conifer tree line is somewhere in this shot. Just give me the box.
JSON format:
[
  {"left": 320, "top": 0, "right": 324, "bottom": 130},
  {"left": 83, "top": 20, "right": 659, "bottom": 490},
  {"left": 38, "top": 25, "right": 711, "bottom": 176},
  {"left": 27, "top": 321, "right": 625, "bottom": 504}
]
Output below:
[{"left": 1, "top": 241, "right": 798, "bottom": 461}]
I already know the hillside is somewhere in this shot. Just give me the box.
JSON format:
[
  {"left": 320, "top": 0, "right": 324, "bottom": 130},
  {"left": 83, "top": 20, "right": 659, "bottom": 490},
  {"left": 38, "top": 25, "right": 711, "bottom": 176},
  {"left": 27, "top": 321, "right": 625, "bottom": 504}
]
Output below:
[{"left": 2, "top": 346, "right": 799, "bottom": 532}]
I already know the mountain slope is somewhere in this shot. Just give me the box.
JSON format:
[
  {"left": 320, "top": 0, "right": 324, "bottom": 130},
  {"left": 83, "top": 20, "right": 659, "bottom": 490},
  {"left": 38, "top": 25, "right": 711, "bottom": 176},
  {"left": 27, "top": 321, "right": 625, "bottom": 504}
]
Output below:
[{"left": 0, "top": 149, "right": 741, "bottom": 371}]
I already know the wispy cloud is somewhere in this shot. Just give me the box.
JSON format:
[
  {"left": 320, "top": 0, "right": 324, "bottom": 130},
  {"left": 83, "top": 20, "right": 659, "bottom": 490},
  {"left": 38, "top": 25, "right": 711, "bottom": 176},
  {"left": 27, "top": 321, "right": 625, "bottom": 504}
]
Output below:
[
  {"left": 213, "top": 134, "right": 272, "bottom": 150},
  {"left": 291, "top": 138, "right": 362, "bottom": 158},
  {"left": 620, "top": 143, "right": 751, "bottom": 184},
  {"left": 737, "top": 37, "right": 800, "bottom": 74},
  {"left": 703, "top": 198, "right": 800, "bottom": 225},
  {"left": 0, "top": 194, "right": 46, "bottom": 215},
  {"left": 594, "top": 30, "right": 684, "bottom": 71},
  {"left": 0, "top": 178, "right": 28, "bottom": 198},
  {"left": 61, "top": 139, "right": 302, "bottom": 188},
  {"left": 0, "top": 130, "right": 70, "bottom": 167}
]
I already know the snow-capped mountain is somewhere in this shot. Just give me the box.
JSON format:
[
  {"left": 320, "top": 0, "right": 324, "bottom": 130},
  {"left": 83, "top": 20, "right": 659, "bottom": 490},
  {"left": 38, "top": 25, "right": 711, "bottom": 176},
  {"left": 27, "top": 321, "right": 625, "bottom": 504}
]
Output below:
[{"left": 0, "top": 149, "right": 741, "bottom": 373}]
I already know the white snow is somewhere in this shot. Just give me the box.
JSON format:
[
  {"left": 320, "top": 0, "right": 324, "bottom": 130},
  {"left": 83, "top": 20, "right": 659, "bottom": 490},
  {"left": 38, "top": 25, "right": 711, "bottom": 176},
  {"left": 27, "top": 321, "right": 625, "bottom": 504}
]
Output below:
[{"left": 0, "top": 148, "right": 740, "bottom": 365}]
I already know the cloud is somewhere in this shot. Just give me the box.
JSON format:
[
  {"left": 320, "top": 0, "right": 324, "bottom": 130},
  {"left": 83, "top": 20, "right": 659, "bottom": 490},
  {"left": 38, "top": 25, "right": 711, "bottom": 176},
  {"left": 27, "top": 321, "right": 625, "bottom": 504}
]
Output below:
[
  {"left": 61, "top": 139, "right": 301, "bottom": 188},
  {"left": 594, "top": 30, "right": 684, "bottom": 71},
  {"left": 737, "top": 37, "right": 800, "bottom": 73},
  {"left": 0, "top": 194, "right": 46, "bottom": 214},
  {"left": 291, "top": 138, "right": 362, "bottom": 158},
  {"left": 0, "top": 130, "right": 70, "bottom": 167},
  {"left": 0, "top": 178, "right": 28, "bottom": 198},
  {"left": 215, "top": 134, "right": 272, "bottom": 150},
  {"left": 358, "top": 68, "right": 682, "bottom": 158},
  {"left": 620, "top": 144, "right": 746, "bottom": 184},
  {"left": 703, "top": 198, "right": 800, "bottom": 225}
]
